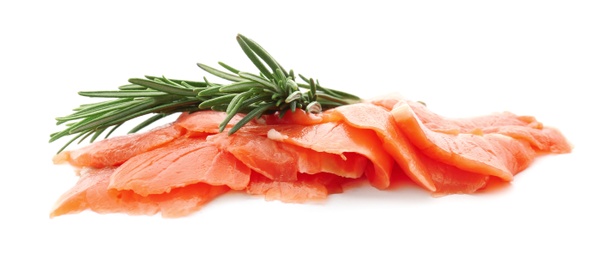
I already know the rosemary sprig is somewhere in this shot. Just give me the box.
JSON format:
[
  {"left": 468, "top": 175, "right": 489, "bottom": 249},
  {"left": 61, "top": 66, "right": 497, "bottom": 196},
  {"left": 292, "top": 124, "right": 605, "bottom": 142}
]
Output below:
[{"left": 50, "top": 34, "right": 361, "bottom": 152}]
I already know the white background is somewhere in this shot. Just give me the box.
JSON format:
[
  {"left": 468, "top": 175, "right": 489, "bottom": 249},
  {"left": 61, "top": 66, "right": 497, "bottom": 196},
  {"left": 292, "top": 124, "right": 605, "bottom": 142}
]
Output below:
[{"left": 1, "top": 1, "right": 609, "bottom": 259}]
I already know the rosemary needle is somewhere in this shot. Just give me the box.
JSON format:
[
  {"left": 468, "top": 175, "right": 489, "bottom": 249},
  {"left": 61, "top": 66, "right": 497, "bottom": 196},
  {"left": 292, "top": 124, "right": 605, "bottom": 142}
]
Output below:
[{"left": 50, "top": 34, "right": 361, "bottom": 153}]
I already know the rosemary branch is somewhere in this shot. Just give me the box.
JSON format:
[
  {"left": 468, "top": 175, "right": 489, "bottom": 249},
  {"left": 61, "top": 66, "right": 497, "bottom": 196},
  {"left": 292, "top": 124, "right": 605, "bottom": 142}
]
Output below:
[{"left": 50, "top": 34, "right": 361, "bottom": 153}]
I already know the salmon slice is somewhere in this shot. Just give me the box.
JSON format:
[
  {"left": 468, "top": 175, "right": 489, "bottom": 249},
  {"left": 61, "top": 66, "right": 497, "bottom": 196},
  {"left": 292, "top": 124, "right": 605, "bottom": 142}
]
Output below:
[
  {"left": 306, "top": 172, "right": 354, "bottom": 194},
  {"left": 401, "top": 100, "right": 572, "bottom": 153},
  {"left": 391, "top": 104, "right": 537, "bottom": 180},
  {"left": 376, "top": 99, "right": 540, "bottom": 131},
  {"left": 210, "top": 132, "right": 369, "bottom": 181},
  {"left": 180, "top": 110, "right": 389, "bottom": 183},
  {"left": 388, "top": 155, "right": 491, "bottom": 195},
  {"left": 265, "top": 122, "right": 394, "bottom": 188},
  {"left": 368, "top": 97, "right": 403, "bottom": 111},
  {"left": 50, "top": 167, "right": 229, "bottom": 218},
  {"left": 109, "top": 137, "right": 251, "bottom": 196},
  {"left": 175, "top": 110, "right": 247, "bottom": 135},
  {"left": 260, "top": 108, "right": 341, "bottom": 125},
  {"left": 291, "top": 147, "right": 369, "bottom": 179},
  {"left": 209, "top": 133, "right": 300, "bottom": 182},
  {"left": 479, "top": 126, "right": 571, "bottom": 153},
  {"left": 53, "top": 124, "right": 184, "bottom": 168},
  {"left": 246, "top": 172, "right": 350, "bottom": 203},
  {"left": 420, "top": 154, "right": 491, "bottom": 194},
  {"left": 334, "top": 103, "right": 436, "bottom": 191}
]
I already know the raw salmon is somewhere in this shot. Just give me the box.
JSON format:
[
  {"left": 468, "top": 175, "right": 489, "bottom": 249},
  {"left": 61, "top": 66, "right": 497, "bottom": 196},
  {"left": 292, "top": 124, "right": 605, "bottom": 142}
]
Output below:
[
  {"left": 209, "top": 132, "right": 369, "bottom": 181},
  {"left": 108, "top": 137, "right": 251, "bottom": 196},
  {"left": 334, "top": 103, "right": 436, "bottom": 191},
  {"left": 247, "top": 172, "right": 333, "bottom": 203},
  {"left": 402, "top": 100, "right": 572, "bottom": 153},
  {"left": 175, "top": 110, "right": 248, "bottom": 135},
  {"left": 260, "top": 107, "right": 341, "bottom": 125},
  {"left": 417, "top": 155, "right": 491, "bottom": 195},
  {"left": 177, "top": 111, "right": 377, "bottom": 181},
  {"left": 50, "top": 98, "right": 572, "bottom": 218},
  {"left": 392, "top": 104, "right": 536, "bottom": 180},
  {"left": 374, "top": 98, "right": 542, "bottom": 132},
  {"left": 51, "top": 167, "right": 229, "bottom": 218},
  {"left": 265, "top": 122, "right": 394, "bottom": 187},
  {"left": 53, "top": 124, "right": 184, "bottom": 168}
]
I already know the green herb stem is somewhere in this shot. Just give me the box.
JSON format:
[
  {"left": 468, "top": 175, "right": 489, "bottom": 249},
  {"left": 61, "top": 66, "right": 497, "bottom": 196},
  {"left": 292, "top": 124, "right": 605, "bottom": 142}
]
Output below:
[{"left": 50, "top": 34, "right": 361, "bottom": 153}]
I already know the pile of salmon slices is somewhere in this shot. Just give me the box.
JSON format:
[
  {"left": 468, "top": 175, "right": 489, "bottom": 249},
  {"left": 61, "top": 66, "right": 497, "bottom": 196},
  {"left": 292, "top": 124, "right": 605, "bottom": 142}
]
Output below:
[{"left": 51, "top": 98, "right": 571, "bottom": 218}]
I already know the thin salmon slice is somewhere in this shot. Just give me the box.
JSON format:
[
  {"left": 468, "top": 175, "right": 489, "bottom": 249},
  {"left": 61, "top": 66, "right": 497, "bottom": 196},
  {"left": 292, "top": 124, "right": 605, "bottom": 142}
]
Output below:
[
  {"left": 53, "top": 124, "right": 184, "bottom": 168},
  {"left": 306, "top": 172, "right": 354, "bottom": 194},
  {"left": 396, "top": 100, "right": 541, "bottom": 131},
  {"left": 265, "top": 122, "right": 394, "bottom": 188},
  {"left": 210, "top": 132, "right": 369, "bottom": 181},
  {"left": 260, "top": 108, "right": 341, "bottom": 125},
  {"left": 388, "top": 155, "right": 491, "bottom": 195},
  {"left": 419, "top": 154, "right": 491, "bottom": 195},
  {"left": 209, "top": 133, "right": 300, "bottom": 182},
  {"left": 291, "top": 147, "right": 369, "bottom": 179},
  {"left": 175, "top": 110, "right": 247, "bottom": 135},
  {"left": 402, "top": 100, "right": 572, "bottom": 153},
  {"left": 246, "top": 172, "right": 350, "bottom": 203},
  {"left": 109, "top": 137, "right": 251, "bottom": 196},
  {"left": 178, "top": 109, "right": 391, "bottom": 183},
  {"left": 480, "top": 126, "right": 572, "bottom": 153},
  {"left": 391, "top": 103, "right": 537, "bottom": 180},
  {"left": 50, "top": 167, "right": 229, "bottom": 218},
  {"left": 334, "top": 103, "right": 436, "bottom": 191},
  {"left": 372, "top": 98, "right": 541, "bottom": 131}
]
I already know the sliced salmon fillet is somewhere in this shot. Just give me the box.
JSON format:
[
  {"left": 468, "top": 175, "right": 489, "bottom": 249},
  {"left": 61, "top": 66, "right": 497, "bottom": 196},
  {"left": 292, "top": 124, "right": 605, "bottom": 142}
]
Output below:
[
  {"left": 246, "top": 172, "right": 349, "bottom": 203},
  {"left": 108, "top": 137, "right": 251, "bottom": 196},
  {"left": 388, "top": 156, "right": 491, "bottom": 195},
  {"left": 374, "top": 98, "right": 541, "bottom": 131},
  {"left": 175, "top": 110, "right": 247, "bottom": 135},
  {"left": 265, "top": 122, "right": 394, "bottom": 188},
  {"left": 209, "top": 133, "right": 300, "bottom": 182},
  {"left": 479, "top": 126, "right": 571, "bottom": 153},
  {"left": 50, "top": 167, "right": 229, "bottom": 218},
  {"left": 260, "top": 108, "right": 341, "bottom": 125},
  {"left": 290, "top": 147, "right": 369, "bottom": 179},
  {"left": 53, "top": 124, "right": 184, "bottom": 168},
  {"left": 400, "top": 100, "right": 572, "bottom": 153},
  {"left": 177, "top": 109, "right": 388, "bottom": 182},
  {"left": 334, "top": 103, "right": 436, "bottom": 191},
  {"left": 391, "top": 103, "right": 537, "bottom": 180},
  {"left": 306, "top": 172, "right": 354, "bottom": 194},
  {"left": 419, "top": 154, "right": 491, "bottom": 195},
  {"left": 210, "top": 132, "right": 369, "bottom": 181},
  {"left": 50, "top": 97, "right": 573, "bottom": 218}
]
